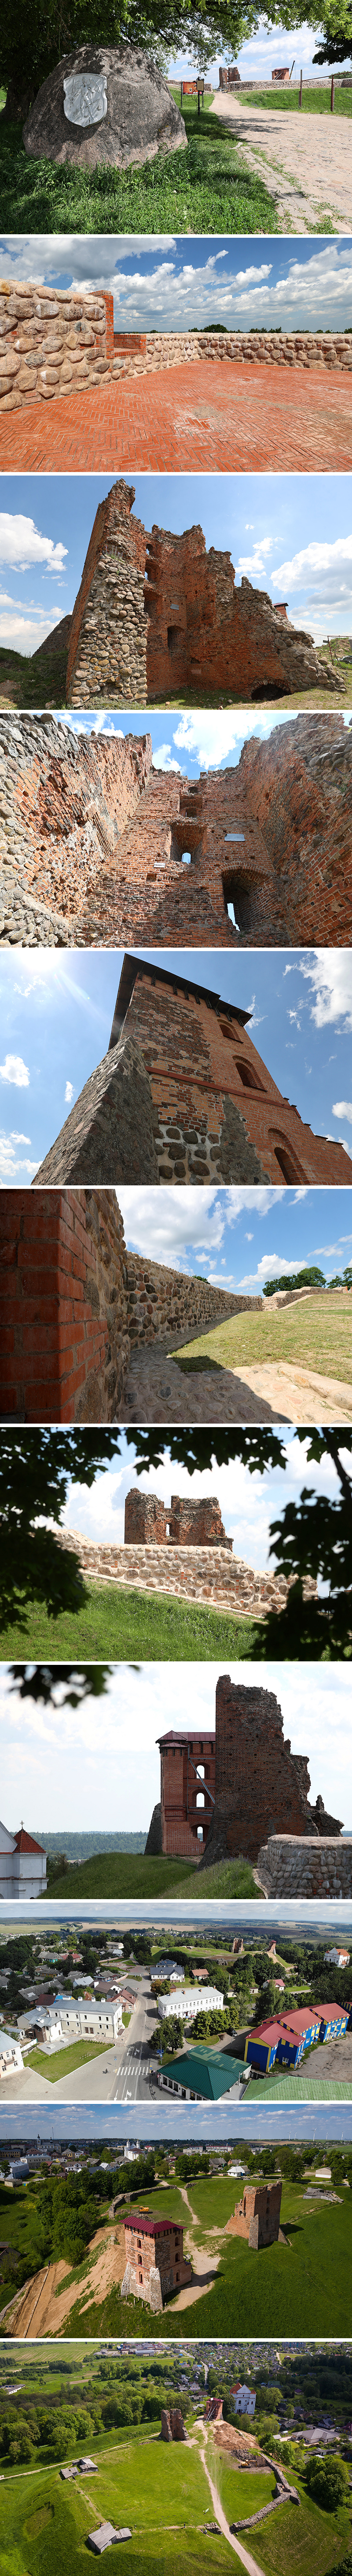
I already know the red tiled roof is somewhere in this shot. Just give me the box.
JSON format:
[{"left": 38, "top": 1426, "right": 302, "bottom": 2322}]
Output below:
[
  {"left": 125, "top": 2211, "right": 179, "bottom": 2238},
  {"left": 14, "top": 1828, "right": 45, "bottom": 1855}
]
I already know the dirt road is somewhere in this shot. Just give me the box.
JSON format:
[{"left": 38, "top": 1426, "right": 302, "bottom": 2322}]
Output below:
[{"left": 211, "top": 90, "right": 352, "bottom": 231}]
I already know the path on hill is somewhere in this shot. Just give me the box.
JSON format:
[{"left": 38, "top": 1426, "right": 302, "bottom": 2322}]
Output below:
[
  {"left": 211, "top": 89, "right": 352, "bottom": 232},
  {"left": 0, "top": 358, "right": 351, "bottom": 475},
  {"left": 195, "top": 2430, "right": 266, "bottom": 2576}
]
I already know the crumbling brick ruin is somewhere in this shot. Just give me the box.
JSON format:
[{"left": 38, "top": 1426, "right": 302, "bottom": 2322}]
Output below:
[
  {"left": 121, "top": 2212, "right": 191, "bottom": 2310},
  {"left": 200, "top": 1675, "right": 342, "bottom": 1868},
  {"left": 125, "top": 1491, "right": 232, "bottom": 1545},
  {"left": 66, "top": 479, "right": 340, "bottom": 708},
  {"left": 1, "top": 712, "right": 351, "bottom": 952},
  {"left": 227, "top": 2181, "right": 282, "bottom": 2250},
  {"left": 0, "top": 1185, "right": 262, "bottom": 1423},
  {"left": 161, "top": 2410, "right": 189, "bottom": 2442},
  {"left": 35, "top": 958, "right": 352, "bottom": 1189}
]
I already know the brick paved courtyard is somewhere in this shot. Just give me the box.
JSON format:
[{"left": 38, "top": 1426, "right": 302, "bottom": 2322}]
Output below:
[{"left": 0, "top": 356, "right": 351, "bottom": 474}]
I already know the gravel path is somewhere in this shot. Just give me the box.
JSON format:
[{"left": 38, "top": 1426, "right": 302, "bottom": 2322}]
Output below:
[
  {"left": 211, "top": 91, "right": 352, "bottom": 231},
  {"left": 118, "top": 1345, "right": 285, "bottom": 1423}
]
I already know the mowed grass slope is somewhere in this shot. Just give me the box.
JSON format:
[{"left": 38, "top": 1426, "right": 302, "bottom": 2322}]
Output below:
[
  {"left": 0, "top": 2430, "right": 232, "bottom": 2576},
  {"left": 0, "top": 94, "right": 278, "bottom": 236},
  {"left": 212, "top": 2449, "right": 352, "bottom": 2576},
  {"left": 174, "top": 1292, "right": 352, "bottom": 1384},
  {"left": 0, "top": 1590, "right": 261, "bottom": 1665},
  {"left": 42, "top": 1852, "right": 256, "bottom": 1899}
]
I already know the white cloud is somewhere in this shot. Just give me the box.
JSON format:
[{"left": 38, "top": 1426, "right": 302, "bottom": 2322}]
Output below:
[
  {"left": 152, "top": 744, "right": 183, "bottom": 772},
  {"left": 271, "top": 536, "right": 352, "bottom": 640},
  {"left": 117, "top": 1183, "right": 285, "bottom": 1270},
  {"left": 65, "top": 1080, "right": 74, "bottom": 1104},
  {"left": 9, "top": 1131, "right": 31, "bottom": 1142},
  {"left": 237, "top": 1249, "right": 311, "bottom": 1290},
  {"left": 332, "top": 1100, "right": 352, "bottom": 1124},
  {"left": 173, "top": 711, "right": 252, "bottom": 765},
  {"left": 0, "top": 1054, "right": 29, "bottom": 1086},
  {"left": 298, "top": 951, "right": 352, "bottom": 1033},
  {"left": 0, "top": 514, "right": 67, "bottom": 573}
]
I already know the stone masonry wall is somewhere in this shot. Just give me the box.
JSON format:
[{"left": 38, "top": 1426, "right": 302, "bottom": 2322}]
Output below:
[
  {"left": 66, "top": 480, "right": 339, "bottom": 710},
  {"left": 0, "top": 718, "right": 153, "bottom": 947},
  {"left": 227, "top": 2182, "right": 282, "bottom": 2246},
  {"left": 201, "top": 1676, "right": 330, "bottom": 1868},
  {"left": 257, "top": 1835, "right": 352, "bottom": 1897},
  {"left": 52, "top": 1526, "right": 296, "bottom": 1620},
  {"left": 0, "top": 283, "right": 114, "bottom": 413},
  {"left": 1, "top": 281, "right": 351, "bottom": 416},
  {"left": 0, "top": 1188, "right": 130, "bottom": 1423},
  {"left": 34, "top": 1032, "right": 160, "bottom": 1187},
  {"left": 124, "top": 1255, "right": 263, "bottom": 1341},
  {"left": 118, "top": 967, "right": 352, "bottom": 1186}
]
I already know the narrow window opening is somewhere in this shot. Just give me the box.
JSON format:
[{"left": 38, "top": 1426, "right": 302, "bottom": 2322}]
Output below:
[{"left": 181, "top": 850, "right": 191, "bottom": 865}]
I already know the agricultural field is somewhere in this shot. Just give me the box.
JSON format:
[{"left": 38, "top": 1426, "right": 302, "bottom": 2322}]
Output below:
[{"left": 1, "top": 2169, "right": 350, "bottom": 2345}]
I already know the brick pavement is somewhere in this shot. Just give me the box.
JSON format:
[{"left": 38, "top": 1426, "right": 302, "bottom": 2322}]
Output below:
[{"left": 0, "top": 359, "right": 350, "bottom": 473}]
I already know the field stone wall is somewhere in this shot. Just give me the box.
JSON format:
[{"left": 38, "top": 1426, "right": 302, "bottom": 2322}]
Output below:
[
  {"left": 257, "top": 1834, "right": 352, "bottom": 1896},
  {"left": 52, "top": 1525, "right": 294, "bottom": 1619},
  {"left": 0, "top": 282, "right": 114, "bottom": 413},
  {"left": 124, "top": 1257, "right": 262, "bottom": 1346},
  {"left": 1, "top": 282, "right": 352, "bottom": 416}
]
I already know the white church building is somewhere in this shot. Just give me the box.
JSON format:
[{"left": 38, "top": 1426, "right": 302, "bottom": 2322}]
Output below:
[
  {"left": 0, "top": 1821, "right": 47, "bottom": 1900},
  {"left": 158, "top": 1985, "right": 224, "bottom": 2023}
]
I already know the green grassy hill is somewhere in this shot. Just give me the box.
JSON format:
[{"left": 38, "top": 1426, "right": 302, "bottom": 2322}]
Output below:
[
  {"left": 0, "top": 1587, "right": 261, "bottom": 1665},
  {"left": 42, "top": 1851, "right": 256, "bottom": 1900},
  {"left": 2, "top": 2172, "right": 349, "bottom": 2347},
  {"left": 173, "top": 1292, "right": 352, "bottom": 1386},
  {"left": 0, "top": 2413, "right": 351, "bottom": 2576}
]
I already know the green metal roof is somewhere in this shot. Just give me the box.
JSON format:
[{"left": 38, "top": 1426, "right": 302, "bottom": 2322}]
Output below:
[
  {"left": 245, "top": 2075, "right": 352, "bottom": 2102},
  {"left": 162, "top": 2047, "right": 245, "bottom": 2100}
]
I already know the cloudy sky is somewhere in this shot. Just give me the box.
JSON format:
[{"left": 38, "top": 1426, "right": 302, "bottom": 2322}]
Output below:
[
  {"left": 0, "top": 2100, "right": 350, "bottom": 2145},
  {"left": 0, "top": 1657, "right": 350, "bottom": 1836},
  {"left": 1, "top": 234, "right": 351, "bottom": 334},
  {"left": 1, "top": 470, "right": 351, "bottom": 659},
  {"left": 1, "top": 944, "right": 352, "bottom": 1185}
]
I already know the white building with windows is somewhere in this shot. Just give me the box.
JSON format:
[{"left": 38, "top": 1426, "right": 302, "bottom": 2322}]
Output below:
[
  {"left": 0, "top": 1820, "right": 47, "bottom": 1899},
  {"left": 18, "top": 1991, "right": 123, "bottom": 2051},
  {"left": 324, "top": 1947, "right": 350, "bottom": 1968},
  {"left": 231, "top": 2385, "right": 256, "bottom": 2417},
  {"left": 158, "top": 1985, "right": 224, "bottom": 2022},
  {"left": 0, "top": 2032, "right": 24, "bottom": 2082}
]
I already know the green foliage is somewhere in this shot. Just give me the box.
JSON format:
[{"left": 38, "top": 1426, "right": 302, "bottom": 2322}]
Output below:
[
  {"left": 10, "top": 1661, "right": 112, "bottom": 1704},
  {"left": 0, "top": 0, "right": 262, "bottom": 109},
  {"left": 305, "top": 2454, "right": 351, "bottom": 2510},
  {"left": 262, "top": 1266, "right": 326, "bottom": 1297}
]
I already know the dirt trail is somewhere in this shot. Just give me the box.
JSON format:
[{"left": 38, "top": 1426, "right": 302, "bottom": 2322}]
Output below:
[
  {"left": 210, "top": 89, "right": 352, "bottom": 232},
  {"left": 170, "top": 2186, "right": 220, "bottom": 2311},
  {"left": 196, "top": 2431, "right": 266, "bottom": 2575}
]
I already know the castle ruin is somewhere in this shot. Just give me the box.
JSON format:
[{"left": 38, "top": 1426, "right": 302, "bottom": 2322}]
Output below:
[
  {"left": 146, "top": 1677, "right": 342, "bottom": 1865},
  {"left": 226, "top": 2181, "right": 282, "bottom": 2250},
  {"left": 1, "top": 712, "right": 351, "bottom": 951},
  {"left": 34, "top": 957, "right": 352, "bottom": 1190},
  {"left": 66, "top": 479, "right": 340, "bottom": 708}
]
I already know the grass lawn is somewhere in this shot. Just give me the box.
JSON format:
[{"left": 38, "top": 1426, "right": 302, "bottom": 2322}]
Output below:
[
  {"left": 247, "top": 81, "right": 352, "bottom": 114},
  {"left": 34, "top": 1851, "right": 257, "bottom": 1900},
  {"left": 0, "top": 2432, "right": 233, "bottom": 2576},
  {"left": 0, "top": 94, "right": 278, "bottom": 235},
  {"left": 211, "top": 2455, "right": 276, "bottom": 2522},
  {"left": 252, "top": 2473, "right": 352, "bottom": 2575},
  {"left": 173, "top": 1292, "right": 352, "bottom": 1387},
  {"left": 0, "top": 1585, "right": 262, "bottom": 1664},
  {"left": 0, "top": 642, "right": 68, "bottom": 712},
  {"left": 24, "top": 2037, "right": 116, "bottom": 2083}
]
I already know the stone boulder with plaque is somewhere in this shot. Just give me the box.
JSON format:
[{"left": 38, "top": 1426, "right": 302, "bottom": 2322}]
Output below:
[{"left": 23, "top": 41, "right": 187, "bottom": 167}]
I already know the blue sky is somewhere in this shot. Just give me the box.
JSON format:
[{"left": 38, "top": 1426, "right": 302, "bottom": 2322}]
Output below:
[
  {"left": 1, "top": 471, "right": 351, "bottom": 656},
  {"left": 1, "top": 235, "right": 351, "bottom": 334},
  {"left": 0, "top": 1658, "right": 350, "bottom": 1834},
  {"left": 0, "top": 2102, "right": 350, "bottom": 2144},
  {"left": 1, "top": 945, "right": 352, "bottom": 1185}
]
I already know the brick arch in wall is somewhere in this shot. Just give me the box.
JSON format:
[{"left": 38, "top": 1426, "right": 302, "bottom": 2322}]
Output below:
[{"left": 268, "top": 1130, "right": 308, "bottom": 1183}]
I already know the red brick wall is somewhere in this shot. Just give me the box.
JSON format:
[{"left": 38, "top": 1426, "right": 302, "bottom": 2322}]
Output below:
[
  {"left": 228, "top": 2183, "right": 282, "bottom": 2243},
  {"left": 0, "top": 1188, "right": 129, "bottom": 1422},
  {"left": 161, "top": 1730, "right": 216, "bottom": 1857},
  {"left": 124, "top": 1490, "right": 231, "bottom": 1543},
  {"left": 205, "top": 1676, "right": 311, "bottom": 1864},
  {"left": 238, "top": 714, "right": 352, "bottom": 945}
]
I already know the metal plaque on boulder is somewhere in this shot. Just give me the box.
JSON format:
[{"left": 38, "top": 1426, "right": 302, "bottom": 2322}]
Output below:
[{"left": 63, "top": 72, "right": 107, "bottom": 127}]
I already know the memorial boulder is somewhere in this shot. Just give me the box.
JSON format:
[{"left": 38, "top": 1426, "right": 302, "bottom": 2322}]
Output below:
[{"left": 23, "top": 42, "right": 187, "bottom": 168}]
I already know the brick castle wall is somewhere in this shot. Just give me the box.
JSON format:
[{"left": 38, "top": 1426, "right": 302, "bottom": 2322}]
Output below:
[
  {"left": 114, "top": 964, "right": 351, "bottom": 1187},
  {"left": 160, "top": 1727, "right": 216, "bottom": 1858},
  {"left": 1, "top": 280, "right": 351, "bottom": 416},
  {"left": 124, "top": 1491, "right": 232, "bottom": 1543},
  {"left": 203, "top": 1678, "right": 312, "bottom": 1866},
  {"left": 66, "top": 481, "right": 339, "bottom": 708},
  {"left": 1, "top": 714, "right": 350, "bottom": 952},
  {"left": 0, "top": 1188, "right": 129, "bottom": 1422},
  {"left": 257, "top": 1835, "right": 352, "bottom": 1897}
]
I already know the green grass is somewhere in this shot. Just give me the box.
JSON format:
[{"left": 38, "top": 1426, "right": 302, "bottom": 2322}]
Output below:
[
  {"left": 33, "top": 1850, "right": 257, "bottom": 1900},
  {"left": 0, "top": 1584, "right": 261, "bottom": 1664},
  {"left": 211, "top": 2455, "right": 276, "bottom": 2522},
  {"left": 24, "top": 2037, "right": 116, "bottom": 2082},
  {"left": 0, "top": 95, "right": 278, "bottom": 236},
  {"left": 246, "top": 81, "right": 352, "bottom": 114},
  {"left": 251, "top": 2472, "right": 352, "bottom": 2575},
  {"left": 0, "top": 2430, "right": 234, "bottom": 2576},
  {"left": 173, "top": 1292, "right": 352, "bottom": 1388}
]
